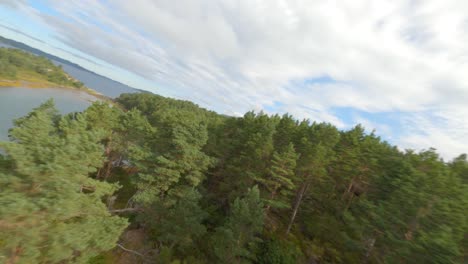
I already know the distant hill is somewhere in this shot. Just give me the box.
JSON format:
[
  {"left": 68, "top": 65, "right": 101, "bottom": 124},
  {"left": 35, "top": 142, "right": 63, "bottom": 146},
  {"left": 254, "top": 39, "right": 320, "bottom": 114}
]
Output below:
[
  {"left": 0, "top": 35, "right": 96, "bottom": 75},
  {"left": 0, "top": 35, "right": 147, "bottom": 97},
  {"left": 0, "top": 47, "right": 86, "bottom": 89}
]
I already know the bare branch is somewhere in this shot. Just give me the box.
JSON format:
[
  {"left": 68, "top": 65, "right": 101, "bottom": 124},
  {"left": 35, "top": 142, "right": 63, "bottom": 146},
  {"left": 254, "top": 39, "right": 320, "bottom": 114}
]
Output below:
[
  {"left": 109, "top": 208, "right": 142, "bottom": 213},
  {"left": 116, "top": 243, "right": 146, "bottom": 258}
]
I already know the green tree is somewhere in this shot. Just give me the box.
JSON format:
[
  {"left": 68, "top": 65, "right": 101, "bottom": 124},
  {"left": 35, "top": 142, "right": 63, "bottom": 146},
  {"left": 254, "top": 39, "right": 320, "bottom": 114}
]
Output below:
[
  {"left": 150, "top": 189, "right": 208, "bottom": 262},
  {"left": 257, "top": 237, "right": 303, "bottom": 264},
  {"left": 132, "top": 110, "right": 213, "bottom": 205},
  {"left": 286, "top": 122, "right": 340, "bottom": 234},
  {"left": 256, "top": 143, "right": 298, "bottom": 212},
  {"left": 83, "top": 103, "right": 154, "bottom": 180},
  {"left": 211, "top": 186, "right": 264, "bottom": 263},
  {"left": 0, "top": 100, "right": 127, "bottom": 263},
  {"left": 213, "top": 112, "right": 277, "bottom": 206}
]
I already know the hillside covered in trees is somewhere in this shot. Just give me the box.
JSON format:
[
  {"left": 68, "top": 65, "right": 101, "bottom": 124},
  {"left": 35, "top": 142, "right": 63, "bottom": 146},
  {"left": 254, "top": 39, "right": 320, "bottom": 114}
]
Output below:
[
  {"left": 0, "top": 47, "right": 84, "bottom": 88},
  {"left": 0, "top": 92, "right": 467, "bottom": 263}
]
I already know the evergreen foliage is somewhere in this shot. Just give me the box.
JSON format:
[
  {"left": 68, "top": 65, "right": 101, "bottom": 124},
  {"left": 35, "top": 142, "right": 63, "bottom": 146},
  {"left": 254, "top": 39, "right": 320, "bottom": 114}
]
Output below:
[
  {"left": 210, "top": 186, "right": 264, "bottom": 263},
  {"left": 1, "top": 92, "right": 467, "bottom": 263},
  {"left": 0, "top": 100, "right": 127, "bottom": 264}
]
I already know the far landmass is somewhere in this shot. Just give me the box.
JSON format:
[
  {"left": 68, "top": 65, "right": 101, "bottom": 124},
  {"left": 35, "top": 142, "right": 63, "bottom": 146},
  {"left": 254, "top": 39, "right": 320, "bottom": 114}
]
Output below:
[
  {"left": 0, "top": 47, "right": 102, "bottom": 97},
  {"left": 0, "top": 35, "right": 146, "bottom": 97}
]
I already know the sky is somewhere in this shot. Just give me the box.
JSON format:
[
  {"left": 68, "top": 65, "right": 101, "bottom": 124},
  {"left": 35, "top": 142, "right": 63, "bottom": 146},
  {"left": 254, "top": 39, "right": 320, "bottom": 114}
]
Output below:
[{"left": 0, "top": 0, "right": 467, "bottom": 160}]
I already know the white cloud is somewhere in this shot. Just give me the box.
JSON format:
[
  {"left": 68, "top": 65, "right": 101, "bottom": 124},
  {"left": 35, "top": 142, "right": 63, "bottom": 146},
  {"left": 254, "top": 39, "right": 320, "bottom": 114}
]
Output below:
[
  {"left": 2, "top": 0, "right": 468, "bottom": 159},
  {"left": 399, "top": 107, "right": 468, "bottom": 159}
]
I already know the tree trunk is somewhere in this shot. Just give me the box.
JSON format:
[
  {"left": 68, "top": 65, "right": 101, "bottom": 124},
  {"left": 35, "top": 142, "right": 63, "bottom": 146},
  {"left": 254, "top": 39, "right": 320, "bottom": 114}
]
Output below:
[
  {"left": 405, "top": 200, "right": 434, "bottom": 241},
  {"left": 363, "top": 237, "right": 376, "bottom": 263},
  {"left": 116, "top": 243, "right": 146, "bottom": 258},
  {"left": 342, "top": 177, "right": 356, "bottom": 212},
  {"left": 97, "top": 136, "right": 113, "bottom": 179},
  {"left": 286, "top": 181, "right": 309, "bottom": 234},
  {"left": 103, "top": 160, "right": 113, "bottom": 180},
  {"left": 110, "top": 208, "right": 142, "bottom": 213},
  {"left": 265, "top": 190, "right": 277, "bottom": 213},
  {"left": 7, "top": 247, "right": 22, "bottom": 264}
]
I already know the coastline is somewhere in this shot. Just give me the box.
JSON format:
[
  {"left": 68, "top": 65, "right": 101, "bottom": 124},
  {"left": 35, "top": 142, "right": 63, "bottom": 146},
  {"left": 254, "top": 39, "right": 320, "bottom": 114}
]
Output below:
[{"left": 0, "top": 79, "right": 110, "bottom": 101}]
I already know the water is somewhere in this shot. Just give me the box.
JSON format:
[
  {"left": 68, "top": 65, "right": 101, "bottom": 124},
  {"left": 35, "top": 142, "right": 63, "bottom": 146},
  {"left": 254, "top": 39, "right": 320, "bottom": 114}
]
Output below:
[
  {"left": 55, "top": 62, "right": 137, "bottom": 98},
  {"left": 0, "top": 87, "right": 96, "bottom": 141},
  {"left": 0, "top": 42, "right": 13, "bottom": 48},
  {"left": 1, "top": 39, "right": 138, "bottom": 98}
]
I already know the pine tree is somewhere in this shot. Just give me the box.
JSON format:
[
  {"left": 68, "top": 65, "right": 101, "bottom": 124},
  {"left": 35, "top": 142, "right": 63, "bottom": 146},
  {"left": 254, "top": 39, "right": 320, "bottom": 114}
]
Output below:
[
  {"left": 2, "top": 92, "right": 466, "bottom": 263},
  {"left": 286, "top": 122, "right": 340, "bottom": 234},
  {"left": 132, "top": 110, "right": 213, "bottom": 205},
  {"left": 0, "top": 100, "right": 127, "bottom": 264},
  {"left": 211, "top": 186, "right": 264, "bottom": 263},
  {"left": 153, "top": 189, "right": 207, "bottom": 260},
  {"left": 214, "top": 111, "right": 277, "bottom": 205},
  {"left": 256, "top": 143, "right": 298, "bottom": 211}
]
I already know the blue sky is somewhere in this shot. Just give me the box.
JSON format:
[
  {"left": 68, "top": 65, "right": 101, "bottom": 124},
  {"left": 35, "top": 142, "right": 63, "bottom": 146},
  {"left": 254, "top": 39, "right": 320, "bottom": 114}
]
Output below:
[{"left": 1, "top": 0, "right": 468, "bottom": 160}]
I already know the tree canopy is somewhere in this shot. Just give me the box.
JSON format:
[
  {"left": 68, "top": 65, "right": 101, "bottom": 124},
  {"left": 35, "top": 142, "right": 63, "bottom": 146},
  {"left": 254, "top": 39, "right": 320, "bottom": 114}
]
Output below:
[{"left": 0, "top": 92, "right": 466, "bottom": 263}]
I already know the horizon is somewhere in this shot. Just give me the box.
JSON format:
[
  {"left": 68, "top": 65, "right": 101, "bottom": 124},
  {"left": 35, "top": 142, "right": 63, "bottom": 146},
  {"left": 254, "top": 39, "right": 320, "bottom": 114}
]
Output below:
[{"left": 1, "top": 1, "right": 467, "bottom": 160}]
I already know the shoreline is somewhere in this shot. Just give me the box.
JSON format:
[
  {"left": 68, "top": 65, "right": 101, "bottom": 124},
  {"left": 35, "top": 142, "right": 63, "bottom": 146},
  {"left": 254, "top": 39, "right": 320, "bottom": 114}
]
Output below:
[{"left": 0, "top": 79, "right": 111, "bottom": 102}]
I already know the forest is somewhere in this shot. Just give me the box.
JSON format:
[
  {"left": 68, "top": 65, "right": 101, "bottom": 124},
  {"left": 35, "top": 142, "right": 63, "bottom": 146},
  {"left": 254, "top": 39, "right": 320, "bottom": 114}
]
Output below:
[
  {"left": 0, "top": 48, "right": 84, "bottom": 88},
  {"left": 0, "top": 92, "right": 467, "bottom": 264}
]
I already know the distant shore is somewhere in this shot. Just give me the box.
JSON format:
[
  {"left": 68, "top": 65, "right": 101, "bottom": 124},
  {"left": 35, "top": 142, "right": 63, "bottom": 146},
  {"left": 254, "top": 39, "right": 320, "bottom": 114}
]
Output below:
[{"left": 0, "top": 79, "right": 110, "bottom": 101}]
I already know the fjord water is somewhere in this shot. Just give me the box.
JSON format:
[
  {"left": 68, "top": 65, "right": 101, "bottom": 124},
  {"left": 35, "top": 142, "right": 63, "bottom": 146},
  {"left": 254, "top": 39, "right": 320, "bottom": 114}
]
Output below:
[
  {"left": 56, "top": 62, "right": 136, "bottom": 98},
  {"left": 0, "top": 87, "right": 95, "bottom": 141},
  {"left": 1, "top": 39, "right": 137, "bottom": 98}
]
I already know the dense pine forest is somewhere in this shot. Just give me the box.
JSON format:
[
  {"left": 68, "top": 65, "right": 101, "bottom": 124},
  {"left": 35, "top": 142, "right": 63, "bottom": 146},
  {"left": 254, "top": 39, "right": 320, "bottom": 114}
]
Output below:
[{"left": 0, "top": 93, "right": 467, "bottom": 263}]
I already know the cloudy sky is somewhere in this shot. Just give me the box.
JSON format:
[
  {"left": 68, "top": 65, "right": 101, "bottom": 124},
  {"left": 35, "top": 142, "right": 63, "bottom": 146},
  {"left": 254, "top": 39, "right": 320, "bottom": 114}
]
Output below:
[{"left": 1, "top": 0, "right": 467, "bottom": 160}]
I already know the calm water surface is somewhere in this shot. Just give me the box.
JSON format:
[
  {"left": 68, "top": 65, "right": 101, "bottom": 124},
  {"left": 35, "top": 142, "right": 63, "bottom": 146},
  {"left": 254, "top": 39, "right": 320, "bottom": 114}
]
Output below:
[
  {"left": 0, "top": 87, "right": 96, "bottom": 141},
  {"left": 56, "top": 62, "right": 136, "bottom": 98}
]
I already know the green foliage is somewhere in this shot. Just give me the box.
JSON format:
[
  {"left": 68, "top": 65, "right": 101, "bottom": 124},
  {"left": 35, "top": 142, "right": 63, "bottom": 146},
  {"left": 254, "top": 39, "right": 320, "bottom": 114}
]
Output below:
[
  {"left": 258, "top": 143, "right": 297, "bottom": 210},
  {"left": 82, "top": 102, "right": 154, "bottom": 180},
  {"left": 257, "top": 238, "right": 303, "bottom": 264},
  {"left": 211, "top": 186, "right": 264, "bottom": 263},
  {"left": 1, "top": 92, "right": 467, "bottom": 264},
  {"left": 153, "top": 189, "right": 207, "bottom": 254},
  {"left": 116, "top": 93, "right": 215, "bottom": 206},
  {"left": 0, "top": 100, "right": 127, "bottom": 263},
  {"left": 212, "top": 111, "right": 278, "bottom": 206},
  {"left": 0, "top": 47, "right": 84, "bottom": 87}
]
